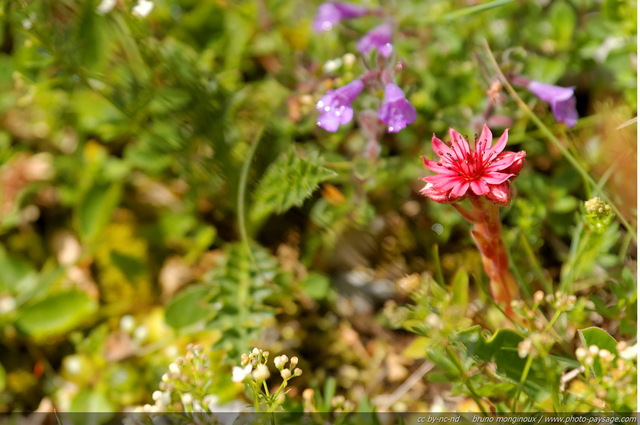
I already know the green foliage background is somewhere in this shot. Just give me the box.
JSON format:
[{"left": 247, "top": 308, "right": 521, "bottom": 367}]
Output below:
[{"left": 0, "top": 0, "right": 636, "bottom": 414}]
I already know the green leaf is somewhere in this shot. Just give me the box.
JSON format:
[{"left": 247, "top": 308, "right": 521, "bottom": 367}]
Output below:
[
  {"left": 76, "top": 183, "right": 122, "bottom": 243},
  {"left": 549, "top": 2, "right": 576, "bottom": 51},
  {"left": 439, "top": 0, "right": 514, "bottom": 22},
  {"left": 165, "top": 285, "right": 218, "bottom": 330},
  {"left": 300, "top": 272, "right": 331, "bottom": 300},
  {"left": 322, "top": 377, "right": 337, "bottom": 412},
  {"left": 251, "top": 148, "right": 336, "bottom": 224},
  {"left": 578, "top": 327, "right": 618, "bottom": 377},
  {"left": 76, "top": 0, "right": 108, "bottom": 69},
  {"left": 0, "top": 362, "right": 5, "bottom": 392},
  {"left": 456, "top": 326, "right": 549, "bottom": 400},
  {"left": 15, "top": 290, "right": 97, "bottom": 339},
  {"left": 70, "top": 387, "right": 115, "bottom": 413},
  {"left": 0, "top": 246, "right": 37, "bottom": 295},
  {"left": 451, "top": 269, "right": 469, "bottom": 307}
]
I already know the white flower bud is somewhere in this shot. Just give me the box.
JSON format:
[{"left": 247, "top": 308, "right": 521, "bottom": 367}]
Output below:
[
  {"left": 281, "top": 369, "right": 292, "bottom": 380},
  {"left": 181, "top": 393, "right": 193, "bottom": 405},
  {"left": 533, "top": 291, "right": 544, "bottom": 304},
  {"left": 231, "top": 364, "right": 252, "bottom": 383},
  {"left": 252, "top": 364, "right": 270, "bottom": 382},
  {"left": 132, "top": 0, "right": 154, "bottom": 17},
  {"left": 274, "top": 354, "right": 288, "bottom": 370},
  {"left": 290, "top": 356, "right": 299, "bottom": 368}
]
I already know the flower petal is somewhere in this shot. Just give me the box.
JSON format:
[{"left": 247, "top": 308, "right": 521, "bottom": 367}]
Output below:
[
  {"left": 383, "top": 82, "right": 405, "bottom": 103},
  {"left": 317, "top": 112, "right": 341, "bottom": 132},
  {"left": 450, "top": 181, "right": 470, "bottom": 198},
  {"left": 486, "top": 151, "right": 526, "bottom": 175},
  {"left": 449, "top": 128, "right": 471, "bottom": 157},
  {"left": 482, "top": 171, "right": 513, "bottom": 184},
  {"left": 527, "top": 81, "right": 575, "bottom": 104},
  {"left": 425, "top": 173, "right": 462, "bottom": 191},
  {"left": 335, "top": 79, "right": 365, "bottom": 102},
  {"left": 486, "top": 182, "right": 511, "bottom": 206},
  {"left": 470, "top": 179, "right": 490, "bottom": 195},
  {"left": 422, "top": 156, "right": 451, "bottom": 173},
  {"left": 431, "top": 135, "right": 455, "bottom": 159},
  {"left": 357, "top": 23, "right": 394, "bottom": 57},
  {"left": 551, "top": 96, "right": 578, "bottom": 127},
  {"left": 485, "top": 128, "right": 509, "bottom": 161},
  {"left": 420, "top": 182, "right": 457, "bottom": 204},
  {"left": 475, "top": 124, "right": 493, "bottom": 154}
]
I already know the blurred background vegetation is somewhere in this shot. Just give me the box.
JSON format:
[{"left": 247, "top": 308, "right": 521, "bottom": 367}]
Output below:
[{"left": 0, "top": 0, "right": 636, "bottom": 414}]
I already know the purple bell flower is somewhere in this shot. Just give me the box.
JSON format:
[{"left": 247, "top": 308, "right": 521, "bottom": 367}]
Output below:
[
  {"left": 356, "top": 23, "right": 393, "bottom": 58},
  {"left": 378, "top": 83, "right": 417, "bottom": 133},
  {"left": 316, "top": 79, "right": 364, "bottom": 132},
  {"left": 526, "top": 80, "right": 578, "bottom": 127},
  {"left": 313, "top": 2, "right": 369, "bottom": 33}
]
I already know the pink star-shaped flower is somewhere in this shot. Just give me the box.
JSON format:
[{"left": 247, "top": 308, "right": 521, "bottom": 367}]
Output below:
[{"left": 420, "top": 125, "right": 525, "bottom": 205}]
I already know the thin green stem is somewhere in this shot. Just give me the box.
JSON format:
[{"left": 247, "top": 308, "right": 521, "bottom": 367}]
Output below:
[
  {"left": 445, "top": 347, "right": 488, "bottom": 415},
  {"left": 481, "top": 39, "right": 636, "bottom": 242},
  {"left": 511, "top": 354, "right": 534, "bottom": 412},
  {"left": 236, "top": 126, "right": 266, "bottom": 345},
  {"left": 544, "top": 309, "right": 564, "bottom": 333},
  {"left": 432, "top": 244, "right": 446, "bottom": 287}
]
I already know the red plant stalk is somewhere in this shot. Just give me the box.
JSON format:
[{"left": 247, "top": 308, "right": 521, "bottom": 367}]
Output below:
[{"left": 458, "top": 196, "right": 519, "bottom": 316}]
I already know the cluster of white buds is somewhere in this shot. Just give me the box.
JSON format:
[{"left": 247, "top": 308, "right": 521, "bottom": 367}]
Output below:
[
  {"left": 233, "top": 347, "right": 270, "bottom": 383},
  {"left": 96, "top": 0, "right": 154, "bottom": 17},
  {"left": 234, "top": 348, "right": 303, "bottom": 411},
  {"left": 273, "top": 354, "right": 302, "bottom": 380},
  {"left": 135, "top": 344, "right": 221, "bottom": 413},
  {"left": 545, "top": 291, "right": 577, "bottom": 312},
  {"left": 576, "top": 345, "right": 617, "bottom": 368},
  {"left": 572, "top": 341, "right": 637, "bottom": 410}
]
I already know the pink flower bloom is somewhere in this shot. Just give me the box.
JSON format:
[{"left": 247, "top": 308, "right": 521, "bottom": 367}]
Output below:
[
  {"left": 420, "top": 125, "right": 526, "bottom": 205},
  {"left": 316, "top": 79, "right": 364, "bottom": 132},
  {"left": 378, "top": 83, "right": 417, "bottom": 133},
  {"left": 313, "top": 2, "right": 370, "bottom": 32},
  {"left": 356, "top": 23, "right": 393, "bottom": 58}
]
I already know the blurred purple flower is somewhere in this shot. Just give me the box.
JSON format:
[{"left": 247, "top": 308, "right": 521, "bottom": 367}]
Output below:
[
  {"left": 316, "top": 79, "right": 364, "bottom": 132},
  {"left": 378, "top": 83, "right": 417, "bottom": 133},
  {"left": 313, "top": 2, "right": 369, "bottom": 33},
  {"left": 526, "top": 81, "right": 578, "bottom": 127},
  {"left": 356, "top": 23, "right": 393, "bottom": 58}
]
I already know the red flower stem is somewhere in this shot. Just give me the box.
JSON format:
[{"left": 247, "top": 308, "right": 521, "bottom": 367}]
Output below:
[
  {"left": 467, "top": 195, "right": 519, "bottom": 316},
  {"left": 452, "top": 203, "right": 478, "bottom": 223}
]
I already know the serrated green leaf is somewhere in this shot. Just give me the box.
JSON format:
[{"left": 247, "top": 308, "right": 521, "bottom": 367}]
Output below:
[
  {"left": 15, "top": 290, "right": 97, "bottom": 339},
  {"left": 251, "top": 148, "right": 336, "bottom": 223},
  {"left": 456, "top": 326, "right": 549, "bottom": 400}
]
